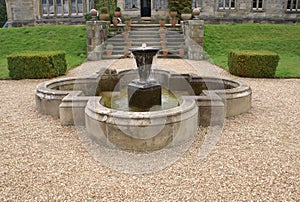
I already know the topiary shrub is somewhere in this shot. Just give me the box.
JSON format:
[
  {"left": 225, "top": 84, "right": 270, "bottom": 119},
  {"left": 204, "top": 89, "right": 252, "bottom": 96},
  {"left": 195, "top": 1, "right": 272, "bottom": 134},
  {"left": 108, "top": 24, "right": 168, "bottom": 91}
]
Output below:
[
  {"left": 7, "top": 51, "right": 67, "bottom": 79},
  {"left": 228, "top": 50, "right": 279, "bottom": 78}
]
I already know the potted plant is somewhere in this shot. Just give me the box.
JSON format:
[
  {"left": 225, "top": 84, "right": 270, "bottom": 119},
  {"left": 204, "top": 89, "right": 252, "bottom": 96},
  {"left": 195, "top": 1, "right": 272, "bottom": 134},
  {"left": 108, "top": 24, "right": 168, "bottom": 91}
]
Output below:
[
  {"left": 125, "top": 39, "right": 132, "bottom": 47},
  {"left": 99, "top": 7, "right": 109, "bottom": 21},
  {"left": 161, "top": 46, "right": 168, "bottom": 56},
  {"left": 123, "top": 31, "right": 129, "bottom": 39},
  {"left": 112, "top": 17, "right": 118, "bottom": 26},
  {"left": 181, "top": 7, "right": 192, "bottom": 20},
  {"left": 124, "top": 47, "right": 130, "bottom": 57},
  {"left": 105, "top": 44, "right": 113, "bottom": 55},
  {"left": 160, "top": 39, "right": 167, "bottom": 46},
  {"left": 170, "top": 17, "right": 177, "bottom": 26},
  {"left": 159, "top": 27, "right": 167, "bottom": 38},
  {"left": 178, "top": 44, "right": 186, "bottom": 55},
  {"left": 159, "top": 16, "right": 166, "bottom": 27},
  {"left": 125, "top": 15, "right": 132, "bottom": 25},
  {"left": 169, "top": 7, "right": 178, "bottom": 18},
  {"left": 124, "top": 24, "right": 131, "bottom": 32},
  {"left": 114, "top": 7, "right": 121, "bottom": 17}
]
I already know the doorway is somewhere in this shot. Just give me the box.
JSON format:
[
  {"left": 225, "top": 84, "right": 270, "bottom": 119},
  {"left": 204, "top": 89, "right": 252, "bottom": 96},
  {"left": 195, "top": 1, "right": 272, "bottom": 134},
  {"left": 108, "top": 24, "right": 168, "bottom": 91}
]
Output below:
[{"left": 141, "top": 0, "right": 151, "bottom": 17}]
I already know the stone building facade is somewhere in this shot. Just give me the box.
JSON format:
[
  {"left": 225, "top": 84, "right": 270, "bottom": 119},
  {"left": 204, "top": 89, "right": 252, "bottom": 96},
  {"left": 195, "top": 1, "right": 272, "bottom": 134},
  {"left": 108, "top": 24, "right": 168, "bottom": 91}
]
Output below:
[
  {"left": 5, "top": 0, "right": 300, "bottom": 27},
  {"left": 5, "top": 0, "right": 91, "bottom": 27}
]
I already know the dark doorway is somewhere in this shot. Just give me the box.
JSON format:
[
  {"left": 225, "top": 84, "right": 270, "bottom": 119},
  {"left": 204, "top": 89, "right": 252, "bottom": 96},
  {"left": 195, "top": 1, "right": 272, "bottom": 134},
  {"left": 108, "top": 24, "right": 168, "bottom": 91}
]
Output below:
[{"left": 141, "top": 0, "right": 151, "bottom": 17}]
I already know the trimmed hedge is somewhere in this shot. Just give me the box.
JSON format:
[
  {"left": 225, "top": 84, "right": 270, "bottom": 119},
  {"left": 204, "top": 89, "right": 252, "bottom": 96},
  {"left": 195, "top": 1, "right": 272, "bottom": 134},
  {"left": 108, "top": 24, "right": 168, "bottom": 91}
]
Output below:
[
  {"left": 7, "top": 51, "right": 67, "bottom": 79},
  {"left": 228, "top": 50, "right": 279, "bottom": 78}
]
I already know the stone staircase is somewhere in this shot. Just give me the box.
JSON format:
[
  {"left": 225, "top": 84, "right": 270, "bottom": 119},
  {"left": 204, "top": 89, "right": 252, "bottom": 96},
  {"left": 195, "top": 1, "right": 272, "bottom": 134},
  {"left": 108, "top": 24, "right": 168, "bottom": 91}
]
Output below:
[{"left": 102, "top": 23, "right": 187, "bottom": 59}]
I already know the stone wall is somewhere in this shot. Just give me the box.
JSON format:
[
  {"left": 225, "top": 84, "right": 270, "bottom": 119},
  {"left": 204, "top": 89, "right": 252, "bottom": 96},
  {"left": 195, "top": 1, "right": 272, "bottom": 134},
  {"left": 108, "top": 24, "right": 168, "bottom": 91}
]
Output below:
[
  {"left": 5, "top": 0, "right": 87, "bottom": 27},
  {"left": 184, "top": 20, "right": 204, "bottom": 60},
  {"left": 86, "top": 21, "right": 108, "bottom": 60},
  {"left": 5, "top": 0, "right": 35, "bottom": 27}
]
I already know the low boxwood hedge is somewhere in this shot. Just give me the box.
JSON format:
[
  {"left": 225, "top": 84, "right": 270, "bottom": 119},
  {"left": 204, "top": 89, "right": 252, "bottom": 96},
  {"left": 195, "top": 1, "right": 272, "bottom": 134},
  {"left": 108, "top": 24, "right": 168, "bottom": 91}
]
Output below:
[
  {"left": 7, "top": 51, "right": 67, "bottom": 79},
  {"left": 228, "top": 50, "right": 279, "bottom": 78}
]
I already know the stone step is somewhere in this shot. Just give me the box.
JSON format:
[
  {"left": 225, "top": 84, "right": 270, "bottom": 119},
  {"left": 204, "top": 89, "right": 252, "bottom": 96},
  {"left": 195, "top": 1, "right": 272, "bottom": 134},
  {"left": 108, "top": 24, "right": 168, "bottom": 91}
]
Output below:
[
  {"left": 107, "top": 38, "right": 185, "bottom": 43},
  {"left": 130, "top": 27, "right": 183, "bottom": 31},
  {"left": 102, "top": 50, "right": 187, "bottom": 60},
  {"left": 108, "top": 45, "right": 184, "bottom": 52},
  {"left": 130, "top": 24, "right": 182, "bottom": 30},
  {"left": 129, "top": 31, "right": 184, "bottom": 36},
  {"left": 107, "top": 32, "right": 185, "bottom": 40},
  {"left": 106, "top": 23, "right": 185, "bottom": 59}
]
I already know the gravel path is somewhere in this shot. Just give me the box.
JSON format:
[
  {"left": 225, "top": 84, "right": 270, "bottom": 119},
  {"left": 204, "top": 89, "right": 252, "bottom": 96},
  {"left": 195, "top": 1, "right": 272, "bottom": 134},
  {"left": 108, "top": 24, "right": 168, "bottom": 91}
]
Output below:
[{"left": 1, "top": 59, "right": 299, "bottom": 200}]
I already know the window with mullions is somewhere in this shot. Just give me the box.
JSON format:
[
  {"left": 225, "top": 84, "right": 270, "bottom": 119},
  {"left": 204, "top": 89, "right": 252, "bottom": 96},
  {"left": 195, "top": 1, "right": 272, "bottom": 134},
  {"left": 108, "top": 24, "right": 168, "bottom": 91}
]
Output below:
[
  {"left": 71, "top": 0, "right": 83, "bottom": 15},
  {"left": 253, "top": 0, "right": 264, "bottom": 11},
  {"left": 218, "top": 0, "right": 236, "bottom": 10},
  {"left": 287, "top": 0, "right": 300, "bottom": 12},
  {"left": 41, "top": 0, "right": 84, "bottom": 16},
  {"left": 42, "top": 0, "right": 69, "bottom": 16},
  {"left": 192, "top": 0, "right": 202, "bottom": 9},
  {"left": 153, "top": 0, "right": 167, "bottom": 10},
  {"left": 125, "top": 0, "right": 138, "bottom": 9}
]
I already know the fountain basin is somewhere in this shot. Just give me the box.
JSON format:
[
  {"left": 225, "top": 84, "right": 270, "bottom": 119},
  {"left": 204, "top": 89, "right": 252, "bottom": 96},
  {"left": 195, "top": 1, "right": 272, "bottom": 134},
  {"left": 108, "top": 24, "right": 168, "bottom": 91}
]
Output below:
[
  {"left": 35, "top": 68, "right": 252, "bottom": 151},
  {"left": 85, "top": 96, "right": 198, "bottom": 152}
]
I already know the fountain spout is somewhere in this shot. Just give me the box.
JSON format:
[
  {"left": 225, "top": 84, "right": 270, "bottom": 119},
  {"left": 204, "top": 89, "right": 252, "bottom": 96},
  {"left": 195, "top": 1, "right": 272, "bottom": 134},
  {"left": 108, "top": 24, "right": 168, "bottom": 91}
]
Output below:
[
  {"left": 130, "top": 46, "right": 159, "bottom": 84},
  {"left": 128, "top": 46, "right": 161, "bottom": 109}
]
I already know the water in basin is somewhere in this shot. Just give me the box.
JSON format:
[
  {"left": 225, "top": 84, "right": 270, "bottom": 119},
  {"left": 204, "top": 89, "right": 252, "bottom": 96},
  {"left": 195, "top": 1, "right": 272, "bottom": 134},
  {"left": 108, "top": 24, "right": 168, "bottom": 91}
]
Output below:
[{"left": 100, "top": 88, "right": 179, "bottom": 112}]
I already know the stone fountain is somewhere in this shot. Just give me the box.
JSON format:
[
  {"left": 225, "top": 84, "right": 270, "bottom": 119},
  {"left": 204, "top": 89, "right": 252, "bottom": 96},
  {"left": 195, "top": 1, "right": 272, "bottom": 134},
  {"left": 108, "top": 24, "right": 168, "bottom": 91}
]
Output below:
[{"left": 35, "top": 44, "right": 252, "bottom": 153}]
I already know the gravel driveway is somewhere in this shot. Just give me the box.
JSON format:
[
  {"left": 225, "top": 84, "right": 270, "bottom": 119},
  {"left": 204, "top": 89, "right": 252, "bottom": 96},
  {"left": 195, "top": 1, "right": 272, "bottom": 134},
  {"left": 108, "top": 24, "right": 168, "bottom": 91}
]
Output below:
[{"left": 1, "top": 59, "right": 299, "bottom": 200}]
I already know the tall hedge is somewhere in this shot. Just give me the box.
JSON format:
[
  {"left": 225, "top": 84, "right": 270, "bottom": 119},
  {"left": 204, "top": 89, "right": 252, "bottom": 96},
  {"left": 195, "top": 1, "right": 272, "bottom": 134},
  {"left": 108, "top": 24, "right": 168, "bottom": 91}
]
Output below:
[
  {"left": 228, "top": 50, "right": 279, "bottom": 78},
  {"left": 7, "top": 51, "right": 67, "bottom": 79}
]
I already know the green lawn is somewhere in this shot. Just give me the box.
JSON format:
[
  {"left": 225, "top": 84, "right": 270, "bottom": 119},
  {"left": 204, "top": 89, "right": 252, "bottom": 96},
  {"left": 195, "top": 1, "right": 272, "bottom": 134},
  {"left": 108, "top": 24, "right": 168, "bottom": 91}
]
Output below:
[
  {"left": 204, "top": 23, "right": 300, "bottom": 78},
  {"left": 0, "top": 24, "right": 299, "bottom": 79},
  {"left": 0, "top": 25, "right": 87, "bottom": 79}
]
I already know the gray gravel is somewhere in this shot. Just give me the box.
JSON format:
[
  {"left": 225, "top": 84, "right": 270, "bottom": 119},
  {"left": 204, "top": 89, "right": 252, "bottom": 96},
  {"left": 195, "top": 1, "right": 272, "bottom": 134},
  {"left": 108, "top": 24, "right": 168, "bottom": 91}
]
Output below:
[{"left": 0, "top": 59, "right": 299, "bottom": 200}]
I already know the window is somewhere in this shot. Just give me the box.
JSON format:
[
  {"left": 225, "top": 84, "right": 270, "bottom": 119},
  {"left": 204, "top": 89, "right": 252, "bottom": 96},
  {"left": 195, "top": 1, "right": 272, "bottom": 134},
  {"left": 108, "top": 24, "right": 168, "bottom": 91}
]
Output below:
[
  {"left": 287, "top": 0, "right": 300, "bottom": 12},
  {"left": 125, "top": 0, "right": 138, "bottom": 9},
  {"left": 253, "top": 0, "right": 264, "bottom": 11},
  {"left": 153, "top": 0, "right": 167, "bottom": 10},
  {"left": 192, "top": 0, "right": 202, "bottom": 9},
  {"left": 71, "top": 0, "right": 83, "bottom": 15},
  {"left": 41, "top": 0, "right": 86, "bottom": 16},
  {"left": 218, "top": 0, "right": 236, "bottom": 10}
]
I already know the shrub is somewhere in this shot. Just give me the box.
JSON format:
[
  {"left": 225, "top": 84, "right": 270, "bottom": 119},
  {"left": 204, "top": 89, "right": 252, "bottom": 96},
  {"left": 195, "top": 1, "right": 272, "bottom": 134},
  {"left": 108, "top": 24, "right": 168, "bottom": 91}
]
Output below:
[
  {"left": 170, "top": 7, "right": 177, "bottom": 12},
  {"left": 160, "top": 15, "right": 167, "bottom": 20},
  {"left": 124, "top": 15, "right": 131, "bottom": 21},
  {"left": 7, "top": 51, "right": 67, "bottom": 79},
  {"left": 100, "top": 7, "right": 108, "bottom": 14},
  {"left": 228, "top": 50, "right": 279, "bottom": 78},
  {"left": 181, "top": 7, "right": 191, "bottom": 13},
  {"left": 84, "top": 13, "right": 92, "bottom": 21}
]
